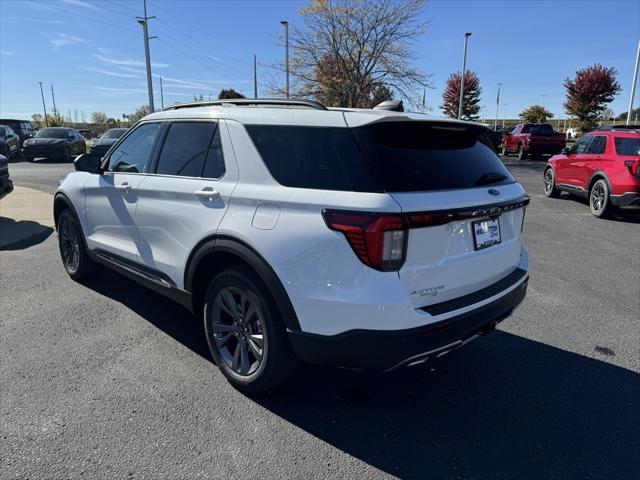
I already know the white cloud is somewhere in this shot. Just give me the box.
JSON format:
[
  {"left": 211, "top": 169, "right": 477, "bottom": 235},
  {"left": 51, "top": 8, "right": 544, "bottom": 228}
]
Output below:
[
  {"left": 50, "top": 33, "right": 84, "bottom": 50},
  {"left": 94, "top": 53, "right": 169, "bottom": 68},
  {"left": 62, "top": 0, "right": 100, "bottom": 11},
  {"left": 82, "top": 67, "right": 140, "bottom": 78}
]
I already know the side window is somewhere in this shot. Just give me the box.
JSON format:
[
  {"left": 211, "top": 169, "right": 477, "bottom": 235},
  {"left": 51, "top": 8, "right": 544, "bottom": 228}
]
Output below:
[
  {"left": 107, "top": 122, "right": 162, "bottom": 173},
  {"left": 0, "top": 127, "right": 5, "bottom": 137},
  {"left": 587, "top": 135, "right": 607, "bottom": 154},
  {"left": 155, "top": 122, "right": 216, "bottom": 177},
  {"left": 202, "top": 127, "right": 226, "bottom": 179},
  {"left": 571, "top": 135, "right": 592, "bottom": 154}
]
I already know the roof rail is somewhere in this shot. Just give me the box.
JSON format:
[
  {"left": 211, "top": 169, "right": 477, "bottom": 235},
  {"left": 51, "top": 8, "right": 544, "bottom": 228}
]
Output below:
[{"left": 162, "top": 98, "right": 328, "bottom": 111}]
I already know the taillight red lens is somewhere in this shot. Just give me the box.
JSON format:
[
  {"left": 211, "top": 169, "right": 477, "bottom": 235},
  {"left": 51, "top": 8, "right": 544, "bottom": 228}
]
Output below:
[
  {"left": 624, "top": 160, "right": 640, "bottom": 176},
  {"left": 323, "top": 211, "right": 408, "bottom": 271}
]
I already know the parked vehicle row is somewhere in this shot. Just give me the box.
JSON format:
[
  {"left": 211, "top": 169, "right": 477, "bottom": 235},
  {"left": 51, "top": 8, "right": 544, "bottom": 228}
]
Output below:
[
  {"left": 23, "top": 127, "right": 86, "bottom": 162},
  {"left": 544, "top": 127, "right": 640, "bottom": 217},
  {"left": 54, "top": 99, "right": 530, "bottom": 392}
]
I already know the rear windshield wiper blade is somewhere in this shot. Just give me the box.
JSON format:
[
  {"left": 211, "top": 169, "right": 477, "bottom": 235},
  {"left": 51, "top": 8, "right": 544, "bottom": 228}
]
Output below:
[{"left": 475, "top": 172, "right": 508, "bottom": 186}]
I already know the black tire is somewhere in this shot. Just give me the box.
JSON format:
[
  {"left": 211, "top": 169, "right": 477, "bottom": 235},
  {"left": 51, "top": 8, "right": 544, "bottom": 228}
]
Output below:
[
  {"left": 204, "top": 265, "right": 298, "bottom": 393},
  {"left": 517, "top": 144, "right": 527, "bottom": 160},
  {"left": 589, "top": 179, "right": 613, "bottom": 218},
  {"left": 543, "top": 167, "right": 560, "bottom": 198},
  {"left": 57, "top": 209, "right": 95, "bottom": 281}
]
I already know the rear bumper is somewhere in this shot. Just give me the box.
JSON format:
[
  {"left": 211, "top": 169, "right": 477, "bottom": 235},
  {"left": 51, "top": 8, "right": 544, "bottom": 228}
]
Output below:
[
  {"left": 611, "top": 191, "right": 640, "bottom": 207},
  {"left": 288, "top": 273, "right": 529, "bottom": 371}
]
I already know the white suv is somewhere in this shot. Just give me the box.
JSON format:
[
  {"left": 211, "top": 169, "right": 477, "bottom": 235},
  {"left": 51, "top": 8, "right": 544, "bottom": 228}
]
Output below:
[{"left": 54, "top": 99, "right": 530, "bottom": 392}]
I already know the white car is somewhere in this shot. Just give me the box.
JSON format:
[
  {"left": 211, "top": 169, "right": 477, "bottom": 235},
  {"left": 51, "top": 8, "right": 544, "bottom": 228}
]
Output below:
[{"left": 54, "top": 99, "right": 530, "bottom": 392}]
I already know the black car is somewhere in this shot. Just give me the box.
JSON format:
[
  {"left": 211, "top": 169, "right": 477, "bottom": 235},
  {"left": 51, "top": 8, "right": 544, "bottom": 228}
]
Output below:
[
  {"left": 0, "top": 154, "right": 14, "bottom": 199},
  {"left": 90, "top": 128, "right": 128, "bottom": 156},
  {"left": 22, "top": 127, "right": 86, "bottom": 162},
  {"left": 0, "top": 125, "right": 21, "bottom": 159},
  {"left": 0, "top": 119, "right": 35, "bottom": 144}
]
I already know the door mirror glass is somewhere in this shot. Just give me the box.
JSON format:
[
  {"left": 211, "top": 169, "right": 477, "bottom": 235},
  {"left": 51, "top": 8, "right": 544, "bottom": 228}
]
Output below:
[{"left": 74, "top": 153, "right": 102, "bottom": 173}]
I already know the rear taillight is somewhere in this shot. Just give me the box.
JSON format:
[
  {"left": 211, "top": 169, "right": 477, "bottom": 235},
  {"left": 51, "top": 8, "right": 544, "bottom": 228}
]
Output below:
[
  {"left": 323, "top": 210, "right": 408, "bottom": 271},
  {"left": 624, "top": 160, "right": 640, "bottom": 176}
]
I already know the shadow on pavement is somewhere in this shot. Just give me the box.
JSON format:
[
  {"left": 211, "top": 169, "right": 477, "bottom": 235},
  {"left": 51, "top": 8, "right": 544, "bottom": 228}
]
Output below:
[
  {"left": 84, "top": 268, "right": 638, "bottom": 479},
  {"left": 0, "top": 217, "right": 53, "bottom": 250}
]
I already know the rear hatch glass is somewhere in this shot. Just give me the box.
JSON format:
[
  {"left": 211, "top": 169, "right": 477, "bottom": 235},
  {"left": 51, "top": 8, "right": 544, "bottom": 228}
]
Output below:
[{"left": 351, "top": 121, "right": 515, "bottom": 192}]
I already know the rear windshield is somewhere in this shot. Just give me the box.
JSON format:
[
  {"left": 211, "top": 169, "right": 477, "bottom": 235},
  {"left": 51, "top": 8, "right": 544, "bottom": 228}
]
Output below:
[
  {"left": 35, "top": 128, "right": 68, "bottom": 138},
  {"left": 614, "top": 137, "right": 640, "bottom": 156},
  {"left": 245, "top": 125, "right": 381, "bottom": 192},
  {"left": 522, "top": 124, "right": 553, "bottom": 134},
  {"left": 352, "top": 122, "right": 515, "bottom": 192}
]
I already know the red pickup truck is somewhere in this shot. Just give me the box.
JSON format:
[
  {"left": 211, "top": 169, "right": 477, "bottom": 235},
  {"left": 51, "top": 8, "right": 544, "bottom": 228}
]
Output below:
[{"left": 502, "top": 123, "right": 566, "bottom": 160}]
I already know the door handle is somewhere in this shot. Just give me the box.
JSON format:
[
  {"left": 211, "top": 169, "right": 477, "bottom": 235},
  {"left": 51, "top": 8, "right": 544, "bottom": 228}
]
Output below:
[
  {"left": 115, "top": 182, "right": 131, "bottom": 191},
  {"left": 194, "top": 187, "right": 220, "bottom": 199}
]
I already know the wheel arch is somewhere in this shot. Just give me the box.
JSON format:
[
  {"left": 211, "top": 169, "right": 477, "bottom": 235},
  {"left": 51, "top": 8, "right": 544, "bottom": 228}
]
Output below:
[
  {"left": 588, "top": 171, "right": 613, "bottom": 194},
  {"left": 185, "top": 235, "right": 301, "bottom": 333}
]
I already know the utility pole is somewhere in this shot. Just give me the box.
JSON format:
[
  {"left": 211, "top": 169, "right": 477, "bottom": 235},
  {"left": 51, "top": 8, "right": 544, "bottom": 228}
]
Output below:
[
  {"left": 50, "top": 84, "right": 58, "bottom": 119},
  {"left": 280, "top": 21, "right": 289, "bottom": 98},
  {"left": 159, "top": 76, "right": 164, "bottom": 109},
  {"left": 494, "top": 83, "right": 502, "bottom": 129},
  {"left": 137, "top": 0, "right": 155, "bottom": 112},
  {"left": 458, "top": 32, "right": 472, "bottom": 119},
  {"left": 38, "top": 82, "right": 48, "bottom": 127},
  {"left": 626, "top": 38, "right": 640, "bottom": 125},
  {"left": 253, "top": 54, "right": 258, "bottom": 99}
]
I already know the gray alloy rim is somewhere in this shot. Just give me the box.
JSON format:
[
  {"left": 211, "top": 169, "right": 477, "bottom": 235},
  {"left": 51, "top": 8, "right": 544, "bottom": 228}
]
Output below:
[
  {"left": 544, "top": 169, "right": 553, "bottom": 193},
  {"left": 211, "top": 286, "right": 265, "bottom": 376},
  {"left": 590, "top": 182, "right": 606, "bottom": 214},
  {"left": 59, "top": 216, "right": 80, "bottom": 273}
]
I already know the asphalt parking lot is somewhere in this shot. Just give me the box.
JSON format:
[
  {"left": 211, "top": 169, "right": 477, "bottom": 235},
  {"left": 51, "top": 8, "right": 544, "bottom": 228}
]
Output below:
[{"left": 1, "top": 158, "right": 639, "bottom": 479}]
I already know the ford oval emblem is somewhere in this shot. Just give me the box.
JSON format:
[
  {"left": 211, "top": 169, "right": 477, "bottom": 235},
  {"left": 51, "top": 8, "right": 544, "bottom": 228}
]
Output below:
[{"left": 488, "top": 189, "right": 500, "bottom": 196}]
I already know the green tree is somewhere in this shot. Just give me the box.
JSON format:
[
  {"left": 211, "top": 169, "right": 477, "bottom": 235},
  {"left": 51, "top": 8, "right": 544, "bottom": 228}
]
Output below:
[
  {"left": 90, "top": 111, "right": 108, "bottom": 124},
  {"left": 519, "top": 104, "right": 554, "bottom": 123},
  {"left": 279, "top": 0, "right": 429, "bottom": 108},
  {"left": 617, "top": 107, "right": 640, "bottom": 121},
  {"left": 128, "top": 105, "right": 150, "bottom": 124},
  {"left": 441, "top": 71, "right": 482, "bottom": 120},
  {"left": 563, "top": 64, "right": 621, "bottom": 132},
  {"left": 218, "top": 89, "right": 246, "bottom": 99}
]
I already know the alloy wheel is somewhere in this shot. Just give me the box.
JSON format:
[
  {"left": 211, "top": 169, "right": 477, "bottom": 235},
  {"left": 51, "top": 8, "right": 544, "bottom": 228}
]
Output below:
[
  {"left": 544, "top": 169, "right": 553, "bottom": 194},
  {"left": 590, "top": 182, "right": 606, "bottom": 215},
  {"left": 210, "top": 287, "right": 266, "bottom": 376},
  {"left": 59, "top": 216, "right": 80, "bottom": 274}
]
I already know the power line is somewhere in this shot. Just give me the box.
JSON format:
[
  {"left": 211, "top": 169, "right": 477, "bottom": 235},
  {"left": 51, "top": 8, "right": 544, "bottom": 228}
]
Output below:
[{"left": 28, "top": 0, "right": 138, "bottom": 33}]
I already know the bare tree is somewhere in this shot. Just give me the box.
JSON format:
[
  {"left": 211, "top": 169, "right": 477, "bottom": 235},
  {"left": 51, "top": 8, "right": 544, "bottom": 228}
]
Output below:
[
  {"left": 90, "top": 111, "right": 108, "bottom": 124},
  {"left": 272, "top": 0, "right": 430, "bottom": 108}
]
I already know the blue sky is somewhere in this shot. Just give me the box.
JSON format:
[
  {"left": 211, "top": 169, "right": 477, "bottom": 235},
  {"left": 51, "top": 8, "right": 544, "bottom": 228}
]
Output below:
[{"left": 1, "top": 0, "right": 639, "bottom": 122}]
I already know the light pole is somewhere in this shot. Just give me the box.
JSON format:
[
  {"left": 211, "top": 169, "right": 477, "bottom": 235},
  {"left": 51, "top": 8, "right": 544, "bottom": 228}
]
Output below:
[
  {"left": 137, "top": 0, "right": 155, "bottom": 112},
  {"left": 494, "top": 83, "right": 502, "bottom": 129},
  {"left": 458, "top": 32, "right": 472, "bottom": 120},
  {"left": 253, "top": 54, "right": 258, "bottom": 99},
  {"left": 540, "top": 94, "right": 546, "bottom": 107},
  {"left": 159, "top": 76, "right": 164, "bottom": 109},
  {"left": 626, "top": 38, "right": 640, "bottom": 125},
  {"left": 502, "top": 103, "right": 508, "bottom": 128},
  {"left": 38, "top": 82, "right": 48, "bottom": 127},
  {"left": 280, "top": 21, "right": 289, "bottom": 98}
]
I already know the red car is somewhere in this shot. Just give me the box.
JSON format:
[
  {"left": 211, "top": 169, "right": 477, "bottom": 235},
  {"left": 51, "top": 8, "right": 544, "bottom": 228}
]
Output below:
[
  {"left": 503, "top": 123, "right": 566, "bottom": 159},
  {"left": 543, "top": 129, "right": 640, "bottom": 217}
]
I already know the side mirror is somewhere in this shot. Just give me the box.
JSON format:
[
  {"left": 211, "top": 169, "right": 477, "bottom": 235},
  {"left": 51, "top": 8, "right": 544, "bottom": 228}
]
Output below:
[{"left": 74, "top": 153, "right": 102, "bottom": 173}]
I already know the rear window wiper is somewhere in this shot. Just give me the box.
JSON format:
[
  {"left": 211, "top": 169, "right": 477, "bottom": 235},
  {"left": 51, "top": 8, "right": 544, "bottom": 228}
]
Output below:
[{"left": 475, "top": 172, "right": 508, "bottom": 186}]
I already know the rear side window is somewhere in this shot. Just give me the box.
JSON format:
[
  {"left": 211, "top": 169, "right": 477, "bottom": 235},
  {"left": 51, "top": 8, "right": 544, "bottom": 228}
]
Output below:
[
  {"left": 156, "top": 122, "right": 216, "bottom": 177},
  {"left": 587, "top": 135, "right": 607, "bottom": 154},
  {"left": 352, "top": 122, "right": 515, "bottom": 192},
  {"left": 246, "top": 125, "right": 381, "bottom": 192},
  {"left": 614, "top": 137, "right": 640, "bottom": 156}
]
